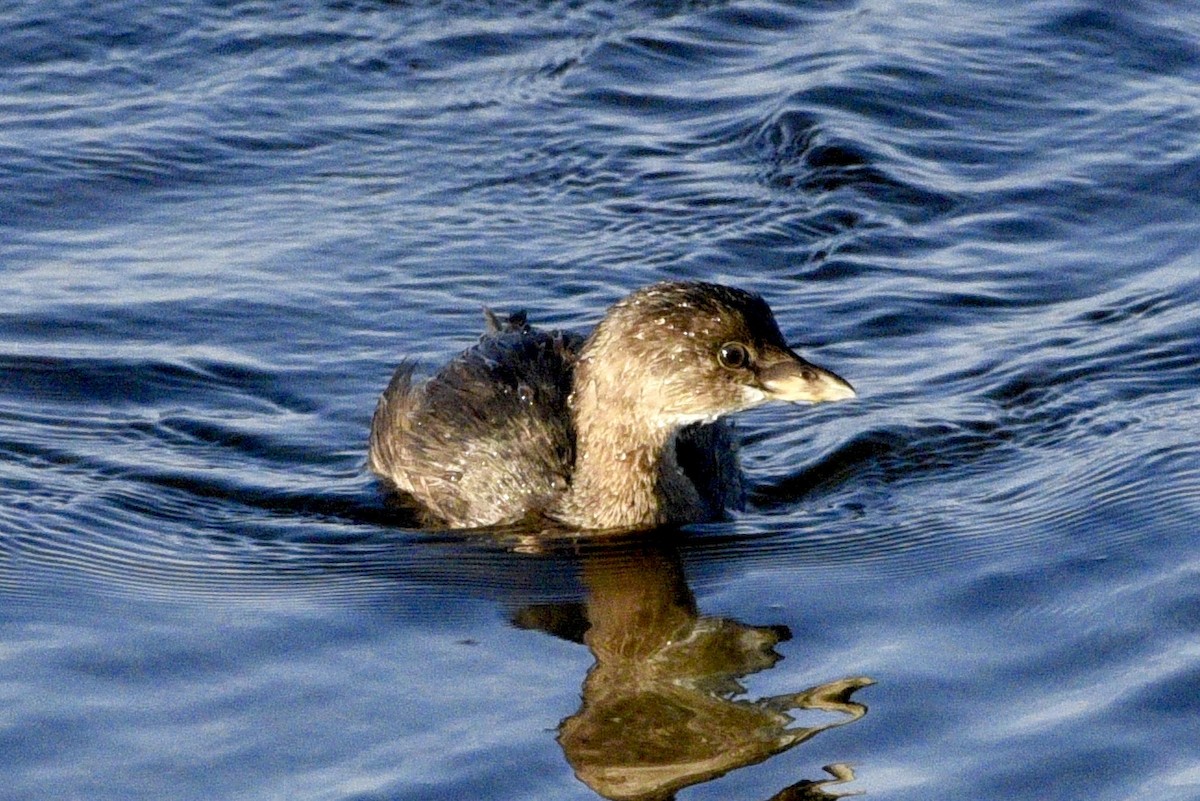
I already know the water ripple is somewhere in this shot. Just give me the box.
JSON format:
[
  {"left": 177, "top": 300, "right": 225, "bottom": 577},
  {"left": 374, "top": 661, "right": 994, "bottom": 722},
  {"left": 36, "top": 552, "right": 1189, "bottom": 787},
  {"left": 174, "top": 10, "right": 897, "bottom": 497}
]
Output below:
[{"left": 4, "top": 1, "right": 1200, "bottom": 797}]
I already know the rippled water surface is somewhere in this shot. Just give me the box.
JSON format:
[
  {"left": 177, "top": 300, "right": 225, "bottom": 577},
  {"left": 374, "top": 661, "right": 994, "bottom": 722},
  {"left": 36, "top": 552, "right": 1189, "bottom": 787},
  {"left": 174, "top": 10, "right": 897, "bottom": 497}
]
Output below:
[{"left": 3, "top": 1, "right": 1200, "bottom": 799}]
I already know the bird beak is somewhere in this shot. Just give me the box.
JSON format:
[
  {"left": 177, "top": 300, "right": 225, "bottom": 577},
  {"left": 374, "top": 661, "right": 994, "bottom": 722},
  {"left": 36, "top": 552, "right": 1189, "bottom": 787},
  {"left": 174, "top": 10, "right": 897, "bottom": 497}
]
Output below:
[{"left": 757, "top": 351, "right": 856, "bottom": 404}]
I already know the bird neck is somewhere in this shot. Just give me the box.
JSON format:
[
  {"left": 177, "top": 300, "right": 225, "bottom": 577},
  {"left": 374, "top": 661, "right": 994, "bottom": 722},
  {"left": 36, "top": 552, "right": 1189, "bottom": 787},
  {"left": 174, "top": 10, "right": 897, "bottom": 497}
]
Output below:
[{"left": 555, "top": 386, "right": 700, "bottom": 531}]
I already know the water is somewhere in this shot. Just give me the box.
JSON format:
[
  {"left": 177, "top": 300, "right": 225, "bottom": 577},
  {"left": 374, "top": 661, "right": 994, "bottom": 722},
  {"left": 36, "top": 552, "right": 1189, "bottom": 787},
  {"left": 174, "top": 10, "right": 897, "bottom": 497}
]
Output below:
[{"left": 3, "top": 0, "right": 1199, "bottom": 799}]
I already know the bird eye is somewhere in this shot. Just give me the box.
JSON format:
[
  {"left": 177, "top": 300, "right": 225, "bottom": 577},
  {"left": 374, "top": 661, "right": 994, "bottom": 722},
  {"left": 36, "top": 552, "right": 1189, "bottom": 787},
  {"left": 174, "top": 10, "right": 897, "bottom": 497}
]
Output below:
[{"left": 717, "top": 342, "right": 751, "bottom": 370}]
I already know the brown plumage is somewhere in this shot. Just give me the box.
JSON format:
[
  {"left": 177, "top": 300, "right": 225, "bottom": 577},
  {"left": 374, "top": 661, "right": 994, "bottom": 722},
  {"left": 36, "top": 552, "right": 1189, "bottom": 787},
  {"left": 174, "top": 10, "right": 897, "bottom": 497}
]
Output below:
[{"left": 368, "top": 281, "right": 855, "bottom": 531}]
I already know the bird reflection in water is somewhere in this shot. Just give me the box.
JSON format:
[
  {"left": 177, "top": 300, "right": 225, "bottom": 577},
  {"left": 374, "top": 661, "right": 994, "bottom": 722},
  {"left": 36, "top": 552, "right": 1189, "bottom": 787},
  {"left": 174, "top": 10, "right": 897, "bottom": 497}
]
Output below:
[{"left": 513, "top": 543, "right": 873, "bottom": 800}]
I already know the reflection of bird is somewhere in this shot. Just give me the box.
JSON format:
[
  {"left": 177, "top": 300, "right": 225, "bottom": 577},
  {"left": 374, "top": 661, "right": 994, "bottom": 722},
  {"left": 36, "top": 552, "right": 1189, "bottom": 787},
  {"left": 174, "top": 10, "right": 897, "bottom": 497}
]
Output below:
[
  {"left": 767, "top": 763, "right": 862, "bottom": 801},
  {"left": 517, "top": 545, "right": 874, "bottom": 801},
  {"left": 369, "top": 282, "right": 855, "bottom": 530}
]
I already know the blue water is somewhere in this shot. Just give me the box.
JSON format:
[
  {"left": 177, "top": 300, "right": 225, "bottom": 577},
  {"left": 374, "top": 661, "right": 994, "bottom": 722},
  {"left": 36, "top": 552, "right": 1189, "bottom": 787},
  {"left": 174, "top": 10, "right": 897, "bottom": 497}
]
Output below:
[{"left": 3, "top": 0, "right": 1200, "bottom": 799}]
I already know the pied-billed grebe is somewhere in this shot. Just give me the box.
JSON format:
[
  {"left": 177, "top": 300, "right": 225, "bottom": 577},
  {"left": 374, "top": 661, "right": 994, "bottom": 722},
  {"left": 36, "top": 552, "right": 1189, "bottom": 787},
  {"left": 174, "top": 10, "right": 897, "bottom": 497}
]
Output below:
[{"left": 368, "top": 281, "right": 855, "bottom": 531}]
